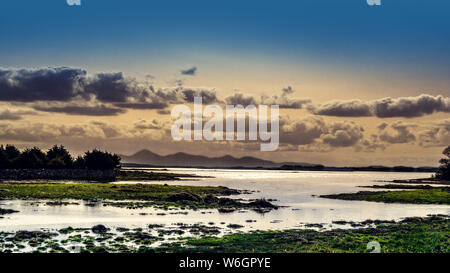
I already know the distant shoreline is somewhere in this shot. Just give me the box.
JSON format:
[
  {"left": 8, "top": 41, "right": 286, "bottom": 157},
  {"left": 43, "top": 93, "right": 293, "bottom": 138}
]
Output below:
[{"left": 123, "top": 163, "right": 438, "bottom": 173}]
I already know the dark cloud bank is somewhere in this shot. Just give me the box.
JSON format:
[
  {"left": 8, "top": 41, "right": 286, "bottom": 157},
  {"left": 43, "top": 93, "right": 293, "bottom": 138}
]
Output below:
[
  {"left": 309, "top": 94, "right": 450, "bottom": 118},
  {"left": 0, "top": 67, "right": 218, "bottom": 116},
  {"left": 0, "top": 67, "right": 448, "bottom": 120}
]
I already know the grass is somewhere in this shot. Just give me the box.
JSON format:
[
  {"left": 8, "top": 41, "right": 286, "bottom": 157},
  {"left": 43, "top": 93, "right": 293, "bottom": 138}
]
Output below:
[
  {"left": 155, "top": 215, "right": 450, "bottom": 253},
  {"left": 116, "top": 170, "right": 203, "bottom": 181},
  {"left": 0, "top": 183, "right": 275, "bottom": 210},
  {"left": 321, "top": 187, "right": 450, "bottom": 205}
]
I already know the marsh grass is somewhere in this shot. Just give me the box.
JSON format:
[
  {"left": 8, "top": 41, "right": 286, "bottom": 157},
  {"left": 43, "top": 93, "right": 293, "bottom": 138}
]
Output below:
[
  {"left": 156, "top": 216, "right": 450, "bottom": 253},
  {"left": 321, "top": 187, "right": 450, "bottom": 205}
]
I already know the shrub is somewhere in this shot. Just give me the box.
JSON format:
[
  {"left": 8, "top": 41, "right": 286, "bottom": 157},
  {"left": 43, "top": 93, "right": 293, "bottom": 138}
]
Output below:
[
  {"left": 16, "top": 147, "right": 47, "bottom": 169},
  {"left": 436, "top": 146, "right": 450, "bottom": 181},
  {"left": 46, "top": 145, "right": 73, "bottom": 169},
  {"left": 73, "top": 156, "right": 86, "bottom": 169},
  {"left": 0, "top": 149, "right": 11, "bottom": 169},
  {"left": 47, "top": 157, "right": 67, "bottom": 169},
  {"left": 4, "top": 144, "right": 20, "bottom": 160},
  {"left": 0, "top": 144, "right": 121, "bottom": 170},
  {"left": 84, "top": 149, "right": 121, "bottom": 170}
]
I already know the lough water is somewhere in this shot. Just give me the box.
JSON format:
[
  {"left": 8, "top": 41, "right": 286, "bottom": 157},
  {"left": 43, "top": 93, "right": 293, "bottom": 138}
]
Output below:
[{"left": 0, "top": 169, "right": 448, "bottom": 232}]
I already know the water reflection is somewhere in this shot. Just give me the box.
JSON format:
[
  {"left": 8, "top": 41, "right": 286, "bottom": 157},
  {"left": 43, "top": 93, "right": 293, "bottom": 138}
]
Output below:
[{"left": 0, "top": 169, "right": 448, "bottom": 232}]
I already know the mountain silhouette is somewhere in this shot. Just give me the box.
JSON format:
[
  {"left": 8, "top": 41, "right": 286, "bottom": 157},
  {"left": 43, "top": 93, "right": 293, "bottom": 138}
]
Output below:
[{"left": 120, "top": 149, "right": 313, "bottom": 168}]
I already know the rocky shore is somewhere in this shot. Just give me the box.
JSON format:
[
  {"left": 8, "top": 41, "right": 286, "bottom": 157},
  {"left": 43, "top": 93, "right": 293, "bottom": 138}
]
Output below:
[{"left": 0, "top": 169, "right": 115, "bottom": 181}]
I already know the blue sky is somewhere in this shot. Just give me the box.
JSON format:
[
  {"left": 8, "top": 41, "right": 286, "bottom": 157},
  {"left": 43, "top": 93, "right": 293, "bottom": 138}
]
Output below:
[
  {"left": 1, "top": 0, "right": 450, "bottom": 77},
  {"left": 0, "top": 0, "right": 449, "bottom": 165}
]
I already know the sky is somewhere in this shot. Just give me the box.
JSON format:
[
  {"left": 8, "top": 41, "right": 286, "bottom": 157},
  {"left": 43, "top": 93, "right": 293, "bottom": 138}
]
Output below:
[{"left": 0, "top": 0, "right": 449, "bottom": 166}]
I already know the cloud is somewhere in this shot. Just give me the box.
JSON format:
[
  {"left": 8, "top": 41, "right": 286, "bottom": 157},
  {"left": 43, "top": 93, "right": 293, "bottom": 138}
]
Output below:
[
  {"left": 0, "top": 67, "right": 313, "bottom": 116},
  {"left": 282, "top": 86, "right": 295, "bottom": 96},
  {"left": 419, "top": 119, "right": 450, "bottom": 147},
  {"left": 225, "top": 93, "right": 258, "bottom": 106},
  {"left": 0, "top": 123, "right": 66, "bottom": 142},
  {"left": 0, "top": 119, "right": 169, "bottom": 145},
  {"left": 180, "top": 67, "right": 197, "bottom": 76},
  {"left": 157, "top": 109, "right": 171, "bottom": 115},
  {"left": 0, "top": 109, "right": 37, "bottom": 120},
  {"left": 114, "top": 102, "right": 168, "bottom": 110},
  {"left": 378, "top": 121, "right": 416, "bottom": 144},
  {"left": 373, "top": 94, "right": 450, "bottom": 118},
  {"left": 355, "top": 134, "right": 386, "bottom": 152},
  {"left": 279, "top": 116, "right": 326, "bottom": 145},
  {"left": 133, "top": 119, "right": 166, "bottom": 130},
  {"left": 262, "top": 95, "right": 311, "bottom": 109},
  {"left": 308, "top": 100, "right": 372, "bottom": 117},
  {"left": 261, "top": 87, "right": 311, "bottom": 109},
  {"left": 0, "top": 67, "right": 225, "bottom": 113},
  {"left": 224, "top": 89, "right": 310, "bottom": 109},
  {"left": 181, "top": 89, "right": 219, "bottom": 104},
  {"left": 32, "top": 104, "right": 126, "bottom": 116},
  {"left": 309, "top": 94, "right": 450, "bottom": 118},
  {"left": 66, "top": 0, "right": 81, "bottom": 6},
  {"left": 321, "top": 121, "right": 364, "bottom": 147},
  {"left": 0, "top": 67, "right": 86, "bottom": 102},
  {"left": 83, "top": 72, "right": 147, "bottom": 103},
  {"left": 279, "top": 116, "right": 364, "bottom": 148},
  {"left": 89, "top": 121, "right": 124, "bottom": 138}
]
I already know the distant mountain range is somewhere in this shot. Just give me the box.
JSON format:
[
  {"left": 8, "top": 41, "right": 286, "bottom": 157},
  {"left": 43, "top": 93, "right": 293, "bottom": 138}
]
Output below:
[
  {"left": 120, "top": 149, "right": 438, "bottom": 172},
  {"left": 120, "top": 149, "right": 314, "bottom": 168}
]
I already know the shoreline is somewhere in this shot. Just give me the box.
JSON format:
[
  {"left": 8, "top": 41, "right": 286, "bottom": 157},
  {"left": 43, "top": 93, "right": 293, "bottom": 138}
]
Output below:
[
  {"left": 123, "top": 163, "right": 439, "bottom": 173},
  {"left": 320, "top": 177, "right": 450, "bottom": 205},
  {"left": 155, "top": 215, "right": 449, "bottom": 253},
  {"left": 0, "top": 183, "right": 277, "bottom": 211},
  {"left": 0, "top": 169, "right": 210, "bottom": 183},
  {"left": 0, "top": 215, "right": 447, "bottom": 253}
]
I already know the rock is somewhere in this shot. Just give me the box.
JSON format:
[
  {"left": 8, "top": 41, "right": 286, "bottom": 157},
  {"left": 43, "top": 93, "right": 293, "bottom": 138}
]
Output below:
[
  {"left": 203, "top": 194, "right": 217, "bottom": 203},
  {"left": 91, "top": 224, "right": 108, "bottom": 234},
  {"left": 227, "top": 224, "right": 244, "bottom": 229},
  {"left": 116, "top": 227, "right": 130, "bottom": 232},
  {"left": 247, "top": 199, "right": 277, "bottom": 208},
  {"left": 217, "top": 198, "right": 236, "bottom": 206},
  {"left": 166, "top": 192, "right": 201, "bottom": 202},
  {"left": 304, "top": 223, "right": 323, "bottom": 228},
  {"left": 332, "top": 220, "right": 350, "bottom": 225},
  {"left": 0, "top": 208, "right": 19, "bottom": 215},
  {"left": 14, "top": 231, "right": 55, "bottom": 240},
  {"left": 218, "top": 208, "right": 235, "bottom": 213}
]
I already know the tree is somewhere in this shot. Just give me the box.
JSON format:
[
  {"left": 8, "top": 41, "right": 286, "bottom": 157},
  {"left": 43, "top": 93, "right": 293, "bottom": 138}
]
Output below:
[
  {"left": 16, "top": 147, "right": 47, "bottom": 169},
  {"left": 1, "top": 144, "right": 21, "bottom": 168},
  {"left": 73, "top": 156, "right": 86, "bottom": 169},
  {"left": 436, "top": 146, "right": 450, "bottom": 181},
  {"left": 47, "top": 157, "right": 66, "bottom": 169},
  {"left": 4, "top": 144, "right": 20, "bottom": 160},
  {"left": 83, "top": 149, "right": 121, "bottom": 170},
  {"left": 0, "top": 146, "right": 10, "bottom": 169},
  {"left": 46, "top": 145, "right": 73, "bottom": 169},
  {"left": 0, "top": 144, "right": 121, "bottom": 170}
]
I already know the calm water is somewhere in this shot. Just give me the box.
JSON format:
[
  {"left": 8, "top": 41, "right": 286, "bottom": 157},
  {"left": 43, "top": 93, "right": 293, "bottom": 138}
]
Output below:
[{"left": 0, "top": 169, "right": 448, "bottom": 232}]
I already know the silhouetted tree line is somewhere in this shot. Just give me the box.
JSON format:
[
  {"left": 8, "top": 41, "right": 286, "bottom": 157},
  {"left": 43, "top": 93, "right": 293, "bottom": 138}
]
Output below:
[
  {"left": 0, "top": 145, "right": 121, "bottom": 170},
  {"left": 436, "top": 145, "right": 450, "bottom": 180}
]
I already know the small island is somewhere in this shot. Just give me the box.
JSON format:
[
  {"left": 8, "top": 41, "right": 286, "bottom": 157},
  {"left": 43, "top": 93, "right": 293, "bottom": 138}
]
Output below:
[
  {"left": 321, "top": 146, "right": 450, "bottom": 205},
  {"left": 0, "top": 144, "right": 206, "bottom": 182}
]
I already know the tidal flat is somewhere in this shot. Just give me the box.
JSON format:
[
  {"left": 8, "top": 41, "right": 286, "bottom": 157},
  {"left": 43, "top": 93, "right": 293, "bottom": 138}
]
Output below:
[
  {"left": 116, "top": 170, "right": 210, "bottom": 181},
  {"left": 321, "top": 187, "right": 450, "bottom": 205},
  {"left": 0, "top": 169, "right": 449, "bottom": 253},
  {"left": 155, "top": 215, "right": 450, "bottom": 253},
  {"left": 0, "top": 183, "right": 276, "bottom": 210},
  {"left": 0, "top": 215, "right": 447, "bottom": 253}
]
